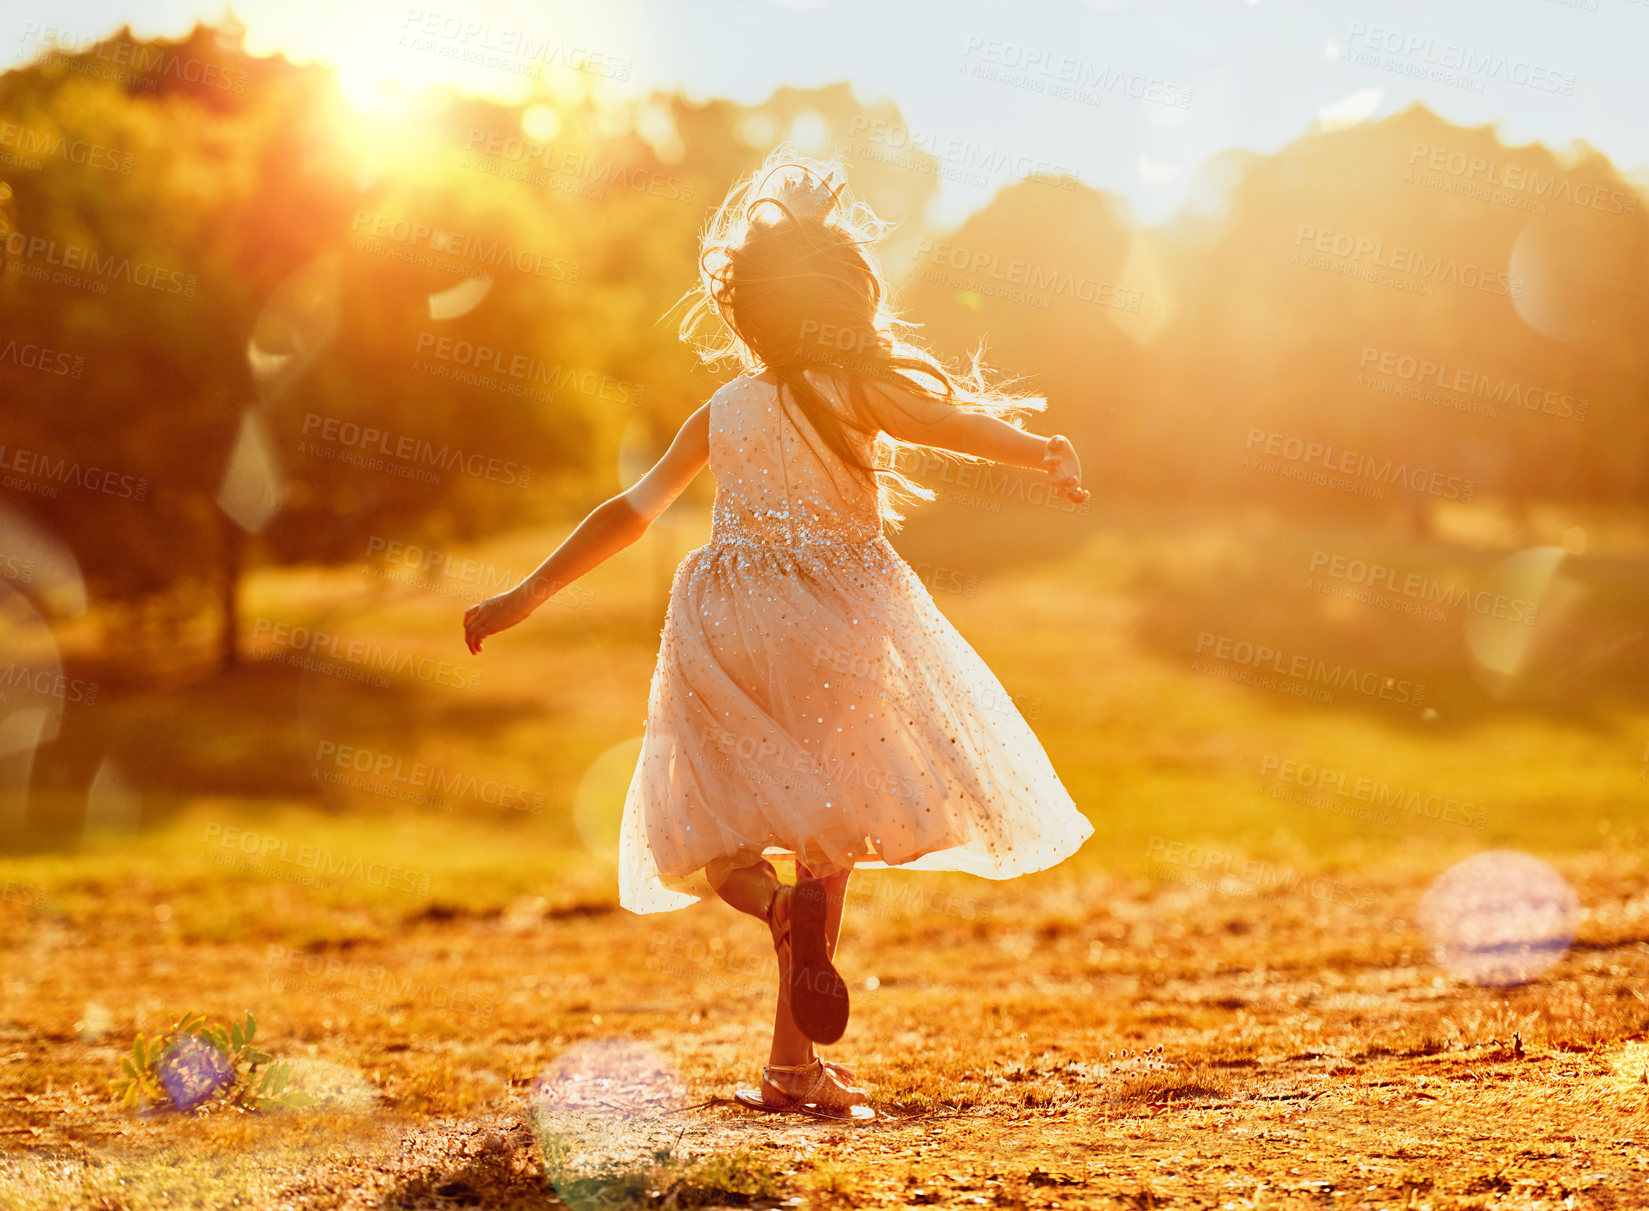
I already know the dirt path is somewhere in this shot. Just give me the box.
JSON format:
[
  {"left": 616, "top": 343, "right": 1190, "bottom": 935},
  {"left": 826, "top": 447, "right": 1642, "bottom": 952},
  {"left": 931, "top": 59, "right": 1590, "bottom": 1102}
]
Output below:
[{"left": 2, "top": 862, "right": 1646, "bottom": 1208}]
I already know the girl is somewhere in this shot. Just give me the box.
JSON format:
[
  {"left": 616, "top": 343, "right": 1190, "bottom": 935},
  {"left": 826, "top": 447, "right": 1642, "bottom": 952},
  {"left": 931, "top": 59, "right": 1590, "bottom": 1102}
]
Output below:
[{"left": 463, "top": 148, "right": 1095, "bottom": 1122}]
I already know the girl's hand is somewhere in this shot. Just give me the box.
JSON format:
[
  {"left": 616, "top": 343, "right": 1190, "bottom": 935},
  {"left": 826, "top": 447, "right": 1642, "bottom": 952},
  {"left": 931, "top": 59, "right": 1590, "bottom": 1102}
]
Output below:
[
  {"left": 1042, "top": 434, "right": 1089, "bottom": 505},
  {"left": 464, "top": 586, "right": 535, "bottom": 655}
]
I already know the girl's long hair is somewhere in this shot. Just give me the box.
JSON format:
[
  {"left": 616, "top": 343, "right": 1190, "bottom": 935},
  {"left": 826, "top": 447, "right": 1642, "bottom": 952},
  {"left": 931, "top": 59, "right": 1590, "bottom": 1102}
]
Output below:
[{"left": 669, "top": 144, "right": 1047, "bottom": 530}]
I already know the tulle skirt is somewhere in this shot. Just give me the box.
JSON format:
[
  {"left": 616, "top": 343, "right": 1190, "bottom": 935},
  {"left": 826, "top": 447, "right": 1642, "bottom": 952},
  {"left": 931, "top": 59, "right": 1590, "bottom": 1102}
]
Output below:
[{"left": 617, "top": 535, "right": 1094, "bottom": 913}]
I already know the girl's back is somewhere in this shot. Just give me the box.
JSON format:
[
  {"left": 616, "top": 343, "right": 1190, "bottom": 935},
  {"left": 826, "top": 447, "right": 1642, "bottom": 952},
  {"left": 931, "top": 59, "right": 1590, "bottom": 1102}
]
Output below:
[{"left": 707, "top": 371, "right": 883, "bottom": 550}]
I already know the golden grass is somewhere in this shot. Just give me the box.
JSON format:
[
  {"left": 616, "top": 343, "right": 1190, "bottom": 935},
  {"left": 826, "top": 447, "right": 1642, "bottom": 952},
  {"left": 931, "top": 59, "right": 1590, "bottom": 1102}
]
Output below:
[
  {"left": 0, "top": 848, "right": 1643, "bottom": 1208},
  {"left": 2, "top": 512, "right": 1647, "bottom": 1207}
]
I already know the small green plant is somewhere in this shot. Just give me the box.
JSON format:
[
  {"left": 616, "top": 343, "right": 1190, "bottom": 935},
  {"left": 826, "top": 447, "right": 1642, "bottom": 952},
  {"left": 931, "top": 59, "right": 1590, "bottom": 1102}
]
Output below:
[{"left": 108, "top": 1009, "right": 316, "bottom": 1113}]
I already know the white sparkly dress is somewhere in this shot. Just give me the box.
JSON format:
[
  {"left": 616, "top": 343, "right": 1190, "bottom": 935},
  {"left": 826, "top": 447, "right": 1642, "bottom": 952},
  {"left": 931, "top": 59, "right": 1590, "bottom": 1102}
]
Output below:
[{"left": 617, "top": 370, "right": 1094, "bottom": 913}]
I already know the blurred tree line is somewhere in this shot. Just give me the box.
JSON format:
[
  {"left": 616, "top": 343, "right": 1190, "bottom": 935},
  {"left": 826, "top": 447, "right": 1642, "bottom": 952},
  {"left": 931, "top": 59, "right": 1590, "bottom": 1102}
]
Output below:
[
  {"left": 902, "top": 103, "right": 1648, "bottom": 533},
  {"left": 0, "top": 24, "right": 936, "bottom": 665},
  {"left": 1, "top": 21, "right": 1645, "bottom": 669}
]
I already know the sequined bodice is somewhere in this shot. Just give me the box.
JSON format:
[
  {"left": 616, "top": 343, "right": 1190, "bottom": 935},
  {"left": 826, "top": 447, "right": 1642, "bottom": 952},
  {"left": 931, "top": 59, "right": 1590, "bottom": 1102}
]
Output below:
[{"left": 708, "top": 372, "right": 884, "bottom": 547}]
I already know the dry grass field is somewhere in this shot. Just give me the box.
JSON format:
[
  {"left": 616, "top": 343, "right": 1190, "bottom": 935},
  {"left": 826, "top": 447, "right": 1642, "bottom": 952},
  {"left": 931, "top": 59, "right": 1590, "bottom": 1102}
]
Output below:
[{"left": 1, "top": 510, "right": 1646, "bottom": 1209}]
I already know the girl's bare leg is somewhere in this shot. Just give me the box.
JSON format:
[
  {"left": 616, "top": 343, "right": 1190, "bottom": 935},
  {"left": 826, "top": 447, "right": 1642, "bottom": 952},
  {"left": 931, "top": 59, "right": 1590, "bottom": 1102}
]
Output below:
[{"left": 706, "top": 855, "right": 852, "bottom": 1069}]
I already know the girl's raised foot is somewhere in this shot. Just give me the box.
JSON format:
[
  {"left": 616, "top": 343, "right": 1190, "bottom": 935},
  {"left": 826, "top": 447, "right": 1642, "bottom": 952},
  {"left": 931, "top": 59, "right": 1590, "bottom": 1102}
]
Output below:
[{"left": 785, "top": 876, "right": 850, "bottom": 1044}]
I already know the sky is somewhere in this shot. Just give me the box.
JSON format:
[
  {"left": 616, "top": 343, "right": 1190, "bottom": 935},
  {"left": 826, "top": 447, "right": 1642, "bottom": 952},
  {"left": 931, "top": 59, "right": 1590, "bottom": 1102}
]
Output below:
[{"left": 9, "top": 0, "right": 1648, "bottom": 226}]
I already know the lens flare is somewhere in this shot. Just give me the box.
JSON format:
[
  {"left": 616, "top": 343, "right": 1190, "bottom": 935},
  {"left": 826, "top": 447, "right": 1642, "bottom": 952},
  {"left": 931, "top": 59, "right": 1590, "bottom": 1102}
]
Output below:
[
  {"left": 1319, "top": 87, "right": 1384, "bottom": 129},
  {"left": 0, "top": 584, "right": 66, "bottom": 843},
  {"left": 616, "top": 416, "right": 661, "bottom": 486},
  {"left": 1509, "top": 209, "right": 1622, "bottom": 345},
  {"left": 1417, "top": 850, "right": 1579, "bottom": 986},
  {"left": 530, "top": 1039, "right": 689, "bottom": 1210},
  {"left": 1605, "top": 1041, "right": 1649, "bottom": 1095},
  {"left": 572, "top": 738, "right": 642, "bottom": 858},
  {"left": 218, "top": 409, "right": 287, "bottom": 533},
  {"left": 157, "top": 1034, "right": 237, "bottom": 1111},
  {"left": 1463, "top": 546, "right": 1582, "bottom": 700},
  {"left": 282, "top": 1058, "right": 379, "bottom": 1112},
  {"left": 427, "top": 273, "right": 493, "bottom": 321},
  {"left": 1111, "top": 229, "right": 1172, "bottom": 343},
  {"left": 0, "top": 503, "right": 86, "bottom": 617},
  {"left": 85, "top": 756, "right": 141, "bottom": 843},
  {"left": 247, "top": 256, "right": 343, "bottom": 405}
]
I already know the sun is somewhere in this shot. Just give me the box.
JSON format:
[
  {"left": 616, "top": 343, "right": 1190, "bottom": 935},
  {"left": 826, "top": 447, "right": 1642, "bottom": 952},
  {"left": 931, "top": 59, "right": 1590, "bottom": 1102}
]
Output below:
[
  {"left": 325, "top": 59, "right": 449, "bottom": 181},
  {"left": 336, "top": 65, "right": 420, "bottom": 122}
]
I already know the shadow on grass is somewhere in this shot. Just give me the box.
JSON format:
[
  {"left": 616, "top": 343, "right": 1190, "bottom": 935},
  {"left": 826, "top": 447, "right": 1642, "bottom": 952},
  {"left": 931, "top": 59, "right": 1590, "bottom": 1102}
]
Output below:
[
  {"left": 379, "top": 1152, "right": 563, "bottom": 1211},
  {"left": 14, "top": 654, "right": 558, "bottom": 853},
  {"left": 1124, "top": 516, "right": 1649, "bottom": 731}
]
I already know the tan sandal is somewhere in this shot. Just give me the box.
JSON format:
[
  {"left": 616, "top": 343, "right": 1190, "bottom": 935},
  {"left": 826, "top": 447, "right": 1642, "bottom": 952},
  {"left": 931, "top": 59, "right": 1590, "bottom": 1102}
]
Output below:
[
  {"left": 764, "top": 882, "right": 856, "bottom": 1080},
  {"left": 820, "top": 1057, "right": 856, "bottom": 1084},
  {"left": 733, "top": 1057, "right": 875, "bottom": 1122}
]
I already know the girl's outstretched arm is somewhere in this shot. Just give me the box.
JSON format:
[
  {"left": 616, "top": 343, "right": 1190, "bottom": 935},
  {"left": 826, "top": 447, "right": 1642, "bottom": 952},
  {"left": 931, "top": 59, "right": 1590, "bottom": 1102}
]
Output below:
[
  {"left": 463, "top": 402, "right": 711, "bottom": 654},
  {"left": 861, "top": 379, "right": 1089, "bottom": 505}
]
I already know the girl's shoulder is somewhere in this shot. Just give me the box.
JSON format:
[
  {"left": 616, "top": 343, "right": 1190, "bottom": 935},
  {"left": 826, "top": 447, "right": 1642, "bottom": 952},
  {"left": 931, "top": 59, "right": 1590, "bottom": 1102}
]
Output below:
[
  {"left": 714, "top": 369, "right": 867, "bottom": 434},
  {"left": 712, "top": 372, "right": 766, "bottom": 402},
  {"left": 705, "top": 375, "right": 750, "bottom": 417}
]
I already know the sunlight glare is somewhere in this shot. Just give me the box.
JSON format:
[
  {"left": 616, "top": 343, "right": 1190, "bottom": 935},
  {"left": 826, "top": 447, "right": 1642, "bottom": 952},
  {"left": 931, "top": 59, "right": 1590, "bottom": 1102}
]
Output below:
[
  {"left": 523, "top": 103, "right": 562, "bottom": 142},
  {"left": 1319, "top": 88, "right": 1384, "bottom": 130},
  {"left": 338, "top": 69, "right": 417, "bottom": 122},
  {"left": 788, "top": 110, "right": 829, "bottom": 154}
]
